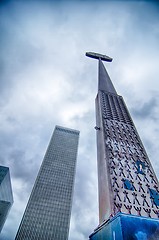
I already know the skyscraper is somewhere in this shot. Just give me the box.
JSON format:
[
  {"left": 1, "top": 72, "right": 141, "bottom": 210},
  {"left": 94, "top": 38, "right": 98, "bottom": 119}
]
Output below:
[
  {"left": 0, "top": 166, "right": 13, "bottom": 233},
  {"left": 15, "top": 125, "right": 80, "bottom": 240},
  {"left": 86, "top": 52, "right": 159, "bottom": 239}
]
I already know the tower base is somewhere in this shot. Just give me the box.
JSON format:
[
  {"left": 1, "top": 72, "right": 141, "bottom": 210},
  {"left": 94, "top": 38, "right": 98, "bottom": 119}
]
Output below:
[{"left": 89, "top": 213, "right": 159, "bottom": 240}]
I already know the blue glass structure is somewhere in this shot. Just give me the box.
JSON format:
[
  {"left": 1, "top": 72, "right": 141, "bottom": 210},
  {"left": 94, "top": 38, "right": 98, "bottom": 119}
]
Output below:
[
  {"left": 0, "top": 166, "right": 13, "bottom": 233},
  {"left": 90, "top": 213, "right": 159, "bottom": 240}
]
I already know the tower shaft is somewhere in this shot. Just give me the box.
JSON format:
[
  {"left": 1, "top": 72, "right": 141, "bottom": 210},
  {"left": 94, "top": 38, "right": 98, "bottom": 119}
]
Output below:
[
  {"left": 96, "top": 89, "right": 159, "bottom": 222},
  {"left": 96, "top": 59, "right": 159, "bottom": 224},
  {"left": 87, "top": 52, "right": 159, "bottom": 239}
]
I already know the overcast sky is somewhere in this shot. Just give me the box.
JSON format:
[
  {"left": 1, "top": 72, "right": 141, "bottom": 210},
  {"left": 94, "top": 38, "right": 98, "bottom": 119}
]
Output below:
[{"left": 0, "top": 0, "right": 159, "bottom": 239}]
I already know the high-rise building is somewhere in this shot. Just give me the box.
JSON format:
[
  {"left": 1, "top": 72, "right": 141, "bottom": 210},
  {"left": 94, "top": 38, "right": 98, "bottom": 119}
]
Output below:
[
  {"left": 0, "top": 165, "right": 13, "bottom": 233},
  {"left": 86, "top": 52, "right": 159, "bottom": 239},
  {"left": 15, "top": 125, "right": 80, "bottom": 240}
]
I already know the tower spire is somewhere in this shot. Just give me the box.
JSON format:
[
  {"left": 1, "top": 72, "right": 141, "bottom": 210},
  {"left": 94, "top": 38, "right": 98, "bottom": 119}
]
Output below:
[
  {"left": 85, "top": 52, "right": 117, "bottom": 94},
  {"left": 98, "top": 58, "right": 117, "bottom": 94}
]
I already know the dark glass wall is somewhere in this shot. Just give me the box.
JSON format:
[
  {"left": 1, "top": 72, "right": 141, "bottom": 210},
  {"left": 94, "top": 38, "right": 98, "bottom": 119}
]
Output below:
[{"left": 0, "top": 166, "right": 13, "bottom": 232}]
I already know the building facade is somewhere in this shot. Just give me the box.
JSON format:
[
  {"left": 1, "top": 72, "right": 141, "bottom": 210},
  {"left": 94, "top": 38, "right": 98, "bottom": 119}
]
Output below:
[
  {"left": 15, "top": 125, "right": 79, "bottom": 240},
  {"left": 86, "top": 52, "right": 159, "bottom": 239},
  {"left": 0, "top": 166, "right": 13, "bottom": 233}
]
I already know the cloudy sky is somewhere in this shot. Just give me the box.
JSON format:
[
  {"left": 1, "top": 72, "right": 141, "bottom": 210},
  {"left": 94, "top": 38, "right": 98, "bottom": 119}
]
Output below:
[{"left": 0, "top": 0, "right": 159, "bottom": 239}]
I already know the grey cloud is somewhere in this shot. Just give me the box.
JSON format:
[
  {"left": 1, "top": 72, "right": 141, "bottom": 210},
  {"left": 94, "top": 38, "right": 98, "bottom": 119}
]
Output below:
[
  {"left": 10, "top": 150, "right": 40, "bottom": 181},
  {"left": 131, "top": 97, "right": 158, "bottom": 119},
  {"left": 1, "top": 1, "right": 159, "bottom": 240}
]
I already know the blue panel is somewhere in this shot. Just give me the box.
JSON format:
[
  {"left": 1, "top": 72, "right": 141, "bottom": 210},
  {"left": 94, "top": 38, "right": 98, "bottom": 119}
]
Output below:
[
  {"left": 123, "top": 179, "right": 134, "bottom": 191},
  {"left": 89, "top": 214, "right": 159, "bottom": 240},
  {"left": 149, "top": 188, "right": 159, "bottom": 206},
  {"left": 136, "top": 160, "right": 145, "bottom": 174}
]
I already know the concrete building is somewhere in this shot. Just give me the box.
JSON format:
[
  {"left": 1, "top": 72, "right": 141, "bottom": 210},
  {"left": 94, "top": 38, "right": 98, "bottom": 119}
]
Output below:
[{"left": 15, "top": 125, "right": 79, "bottom": 240}]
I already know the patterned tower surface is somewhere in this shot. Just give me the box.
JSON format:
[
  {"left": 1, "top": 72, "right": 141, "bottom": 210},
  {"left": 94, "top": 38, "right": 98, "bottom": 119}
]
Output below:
[
  {"left": 15, "top": 126, "right": 79, "bottom": 240},
  {"left": 0, "top": 166, "right": 13, "bottom": 232},
  {"left": 95, "top": 58, "right": 159, "bottom": 224}
]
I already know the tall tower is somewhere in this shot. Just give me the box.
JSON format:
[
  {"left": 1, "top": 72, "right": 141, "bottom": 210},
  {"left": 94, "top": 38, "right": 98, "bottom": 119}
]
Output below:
[
  {"left": 86, "top": 52, "right": 159, "bottom": 239},
  {"left": 15, "top": 125, "right": 79, "bottom": 240},
  {"left": 0, "top": 166, "right": 13, "bottom": 233}
]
